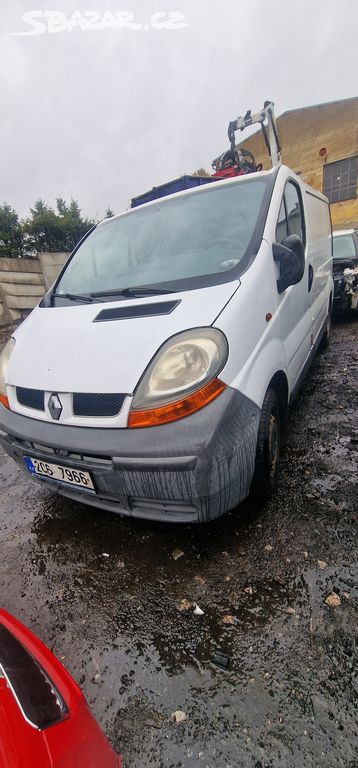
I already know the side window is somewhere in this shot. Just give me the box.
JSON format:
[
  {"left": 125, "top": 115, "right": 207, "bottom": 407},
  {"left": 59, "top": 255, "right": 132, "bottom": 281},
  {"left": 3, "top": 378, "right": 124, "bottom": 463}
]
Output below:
[
  {"left": 354, "top": 232, "right": 358, "bottom": 258},
  {"left": 285, "top": 182, "right": 305, "bottom": 245},
  {"left": 275, "top": 199, "right": 288, "bottom": 243}
]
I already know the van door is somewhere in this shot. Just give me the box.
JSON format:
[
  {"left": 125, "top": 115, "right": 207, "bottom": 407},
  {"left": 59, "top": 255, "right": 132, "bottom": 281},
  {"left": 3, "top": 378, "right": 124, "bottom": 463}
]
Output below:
[
  {"left": 304, "top": 191, "right": 332, "bottom": 344},
  {"left": 275, "top": 181, "right": 312, "bottom": 389}
]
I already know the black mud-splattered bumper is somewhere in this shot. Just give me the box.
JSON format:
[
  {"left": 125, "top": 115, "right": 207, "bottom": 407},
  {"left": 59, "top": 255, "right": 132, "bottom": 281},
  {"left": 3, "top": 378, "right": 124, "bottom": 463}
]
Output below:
[{"left": 0, "top": 388, "right": 260, "bottom": 523}]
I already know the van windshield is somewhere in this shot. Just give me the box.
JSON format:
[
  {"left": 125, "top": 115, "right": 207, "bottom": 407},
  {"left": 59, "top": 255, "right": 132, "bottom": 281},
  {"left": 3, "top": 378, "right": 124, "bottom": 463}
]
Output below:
[
  {"left": 55, "top": 178, "right": 270, "bottom": 300},
  {"left": 332, "top": 234, "right": 357, "bottom": 261}
]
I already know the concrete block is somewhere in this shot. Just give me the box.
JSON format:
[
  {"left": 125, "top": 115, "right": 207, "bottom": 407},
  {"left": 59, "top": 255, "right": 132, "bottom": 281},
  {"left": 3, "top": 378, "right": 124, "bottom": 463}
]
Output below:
[
  {"left": 0, "top": 257, "right": 42, "bottom": 273},
  {"left": 5, "top": 295, "right": 40, "bottom": 310},
  {"left": 0, "top": 272, "right": 44, "bottom": 286},
  {"left": 1, "top": 283, "right": 44, "bottom": 297}
]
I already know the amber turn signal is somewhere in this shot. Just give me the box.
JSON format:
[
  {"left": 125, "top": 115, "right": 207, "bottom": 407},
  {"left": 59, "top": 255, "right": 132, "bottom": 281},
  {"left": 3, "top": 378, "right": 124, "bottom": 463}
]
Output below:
[
  {"left": 128, "top": 377, "right": 226, "bottom": 428},
  {"left": 0, "top": 394, "right": 10, "bottom": 409}
]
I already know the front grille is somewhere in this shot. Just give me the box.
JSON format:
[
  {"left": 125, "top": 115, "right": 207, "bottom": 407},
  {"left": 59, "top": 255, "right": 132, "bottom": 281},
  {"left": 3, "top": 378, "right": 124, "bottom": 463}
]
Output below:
[
  {"left": 130, "top": 497, "right": 198, "bottom": 521},
  {"left": 8, "top": 435, "right": 112, "bottom": 467},
  {"left": 15, "top": 389, "right": 124, "bottom": 418},
  {"left": 73, "top": 393, "right": 125, "bottom": 417},
  {"left": 16, "top": 387, "right": 45, "bottom": 411}
]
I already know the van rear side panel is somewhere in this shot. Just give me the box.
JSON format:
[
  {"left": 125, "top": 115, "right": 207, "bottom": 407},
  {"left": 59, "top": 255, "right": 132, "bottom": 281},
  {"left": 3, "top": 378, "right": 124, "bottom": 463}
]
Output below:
[{"left": 304, "top": 190, "right": 332, "bottom": 342}]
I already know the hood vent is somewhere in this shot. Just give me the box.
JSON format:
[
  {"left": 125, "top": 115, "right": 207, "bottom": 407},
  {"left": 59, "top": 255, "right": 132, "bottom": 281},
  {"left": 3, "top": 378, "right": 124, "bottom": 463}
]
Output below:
[{"left": 93, "top": 300, "right": 180, "bottom": 323}]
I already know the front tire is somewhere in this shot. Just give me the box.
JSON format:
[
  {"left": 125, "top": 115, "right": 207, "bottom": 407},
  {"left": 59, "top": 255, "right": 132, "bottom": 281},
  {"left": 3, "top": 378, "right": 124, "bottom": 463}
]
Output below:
[{"left": 251, "top": 387, "right": 281, "bottom": 501}]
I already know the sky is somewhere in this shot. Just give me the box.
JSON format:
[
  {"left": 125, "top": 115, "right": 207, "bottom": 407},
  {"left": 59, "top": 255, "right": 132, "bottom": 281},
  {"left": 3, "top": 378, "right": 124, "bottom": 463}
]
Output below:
[{"left": 1, "top": 0, "right": 357, "bottom": 221}]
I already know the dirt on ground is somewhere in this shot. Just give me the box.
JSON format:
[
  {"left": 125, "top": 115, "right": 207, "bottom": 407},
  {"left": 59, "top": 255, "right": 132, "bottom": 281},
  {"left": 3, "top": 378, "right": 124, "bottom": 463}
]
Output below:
[
  {"left": 0, "top": 322, "right": 18, "bottom": 346},
  {"left": 0, "top": 316, "right": 357, "bottom": 768}
]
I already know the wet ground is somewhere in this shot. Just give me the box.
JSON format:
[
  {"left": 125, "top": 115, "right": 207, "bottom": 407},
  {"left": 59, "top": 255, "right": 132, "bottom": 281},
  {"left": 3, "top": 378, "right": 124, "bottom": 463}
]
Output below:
[{"left": 0, "top": 316, "right": 357, "bottom": 768}]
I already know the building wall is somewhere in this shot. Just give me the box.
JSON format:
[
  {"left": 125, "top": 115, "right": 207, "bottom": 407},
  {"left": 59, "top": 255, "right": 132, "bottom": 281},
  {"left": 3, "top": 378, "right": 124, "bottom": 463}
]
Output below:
[{"left": 237, "top": 97, "right": 358, "bottom": 229}]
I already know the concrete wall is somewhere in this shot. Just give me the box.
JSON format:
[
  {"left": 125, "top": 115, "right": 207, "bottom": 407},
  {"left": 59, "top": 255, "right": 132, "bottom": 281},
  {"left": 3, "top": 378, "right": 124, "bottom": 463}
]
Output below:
[
  {"left": 237, "top": 97, "right": 358, "bottom": 229},
  {"left": 38, "top": 252, "right": 68, "bottom": 290},
  {"left": 0, "top": 253, "right": 69, "bottom": 325},
  {"left": 0, "top": 291, "right": 12, "bottom": 326}
]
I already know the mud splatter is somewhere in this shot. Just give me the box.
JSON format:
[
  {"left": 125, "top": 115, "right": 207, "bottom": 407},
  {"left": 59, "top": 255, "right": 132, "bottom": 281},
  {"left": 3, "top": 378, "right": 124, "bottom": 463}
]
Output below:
[{"left": 0, "top": 315, "right": 357, "bottom": 767}]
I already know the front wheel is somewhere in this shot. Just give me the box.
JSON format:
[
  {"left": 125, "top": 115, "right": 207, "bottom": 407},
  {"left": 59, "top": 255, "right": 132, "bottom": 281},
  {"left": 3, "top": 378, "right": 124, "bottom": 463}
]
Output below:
[{"left": 250, "top": 387, "right": 281, "bottom": 502}]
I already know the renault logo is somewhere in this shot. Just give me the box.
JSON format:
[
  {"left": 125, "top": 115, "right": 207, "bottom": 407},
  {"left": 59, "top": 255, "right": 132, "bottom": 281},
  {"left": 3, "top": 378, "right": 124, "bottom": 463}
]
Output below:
[{"left": 48, "top": 393, "right": 62, "bottom": 421}]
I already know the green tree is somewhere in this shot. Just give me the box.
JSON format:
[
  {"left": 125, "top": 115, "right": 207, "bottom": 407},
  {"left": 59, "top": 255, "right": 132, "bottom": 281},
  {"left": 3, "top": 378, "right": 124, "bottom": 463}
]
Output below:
[
  {"left": 105, "top": 207, "right": 114, "bottom": 218},
  {"left": 23, "top": 199, "right": 64, "bottom": 253},
  {"left": 56, "top": 197, "right": 68, "bottom": 217},
  {"left": 56, "top": 197, "right": 94, "bottom": 251},
  {"left": 23, "top": 197, "right": 94, "bottom": 253},
  {"left": 0, "top": 203, "right": 24, "bottom": 258}
]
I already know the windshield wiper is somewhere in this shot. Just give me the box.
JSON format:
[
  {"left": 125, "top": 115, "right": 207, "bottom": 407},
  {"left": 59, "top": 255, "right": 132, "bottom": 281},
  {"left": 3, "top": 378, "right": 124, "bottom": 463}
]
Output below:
[
  {"left": 90, "top": 287, "right": 175, "bottom": 299},
  {"left": 52, "top": 292, "right": 93, "bottom": 303}
]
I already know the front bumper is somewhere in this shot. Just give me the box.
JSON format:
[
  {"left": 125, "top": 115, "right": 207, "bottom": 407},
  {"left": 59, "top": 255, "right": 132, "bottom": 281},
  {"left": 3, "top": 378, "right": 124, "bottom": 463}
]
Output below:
[
  {"left": 0, "top": 388, "right": 260, "bottom": 523},
  {"left": 333, "top": 277, "right": 351, "bottom": 314}
]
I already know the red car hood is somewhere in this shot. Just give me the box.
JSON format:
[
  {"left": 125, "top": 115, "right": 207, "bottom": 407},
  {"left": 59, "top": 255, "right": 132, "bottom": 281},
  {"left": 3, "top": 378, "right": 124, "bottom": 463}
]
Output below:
[{"left": 0, "top": 609, "right": 121, "bottom": 768}]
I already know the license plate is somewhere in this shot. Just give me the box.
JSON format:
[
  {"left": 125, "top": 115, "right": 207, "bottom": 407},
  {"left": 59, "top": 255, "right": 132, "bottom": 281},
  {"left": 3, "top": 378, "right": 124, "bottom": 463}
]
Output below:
[{"left": 23, "top": 456, "right": 95, "bottom": 493}]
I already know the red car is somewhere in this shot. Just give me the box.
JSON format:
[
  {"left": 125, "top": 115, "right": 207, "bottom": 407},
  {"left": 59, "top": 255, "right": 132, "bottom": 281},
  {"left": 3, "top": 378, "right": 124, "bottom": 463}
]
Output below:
[{"left": 0, "top": 609, "right": 122, "bottom": 768}]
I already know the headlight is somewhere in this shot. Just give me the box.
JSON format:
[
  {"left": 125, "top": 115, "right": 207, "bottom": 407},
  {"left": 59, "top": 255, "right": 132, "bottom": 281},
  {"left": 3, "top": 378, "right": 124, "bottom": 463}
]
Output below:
[
  {"left": 128, "top": 328, "right": 228, "bottom": 428},
  {"left": 0, "top": 338, "right": 15, "bottom": 408}
]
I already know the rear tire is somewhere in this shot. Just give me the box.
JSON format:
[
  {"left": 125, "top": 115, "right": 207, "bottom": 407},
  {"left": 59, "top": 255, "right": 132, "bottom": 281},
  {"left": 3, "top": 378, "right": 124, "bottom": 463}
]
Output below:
[
  {"left": 319, "top": 313, "right": 331, "bottom": 350},
  {"left": 251, "top": 387, "right": 281, "bottom": 502}
]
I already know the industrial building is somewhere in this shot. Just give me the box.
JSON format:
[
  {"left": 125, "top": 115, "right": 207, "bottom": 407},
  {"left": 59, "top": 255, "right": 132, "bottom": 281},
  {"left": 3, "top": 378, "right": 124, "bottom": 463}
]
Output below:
[{"left": 237, "top": 96, "right": 358, "bottom": 229}]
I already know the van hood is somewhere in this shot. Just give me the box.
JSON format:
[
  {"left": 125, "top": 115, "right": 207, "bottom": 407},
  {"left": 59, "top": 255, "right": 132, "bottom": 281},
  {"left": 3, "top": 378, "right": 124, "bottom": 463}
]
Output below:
[
  {"left": 8, "top": 283, "right": 239, "bottom": 393},
  {"left": 333, "top": 257, "right": 358, "bottom": 274}
]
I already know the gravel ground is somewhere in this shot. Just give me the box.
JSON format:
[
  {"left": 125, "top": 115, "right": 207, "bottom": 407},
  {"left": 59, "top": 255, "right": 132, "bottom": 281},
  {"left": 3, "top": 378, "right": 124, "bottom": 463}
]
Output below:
[{"left": 0, "top": 315, "right": 357, "bottom": 768}]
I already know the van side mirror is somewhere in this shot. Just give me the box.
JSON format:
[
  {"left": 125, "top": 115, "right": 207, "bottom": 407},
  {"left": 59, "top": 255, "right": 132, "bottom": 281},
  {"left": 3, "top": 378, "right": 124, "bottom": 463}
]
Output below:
[{"left": 272, "top": 235, "right": 305, "bottom": 294}]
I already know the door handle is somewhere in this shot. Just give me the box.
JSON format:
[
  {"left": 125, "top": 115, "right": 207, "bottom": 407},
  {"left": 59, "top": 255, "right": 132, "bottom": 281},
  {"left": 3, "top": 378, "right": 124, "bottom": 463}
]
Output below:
[{"left": 308, "top": 264, "right": 313, "bottom": 292}]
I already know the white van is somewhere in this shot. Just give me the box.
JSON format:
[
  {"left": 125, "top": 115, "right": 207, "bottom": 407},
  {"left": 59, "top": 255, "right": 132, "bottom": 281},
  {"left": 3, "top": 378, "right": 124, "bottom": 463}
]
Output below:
[{"left": 0, "top": 165, "right": 332, "bottom": 522}]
